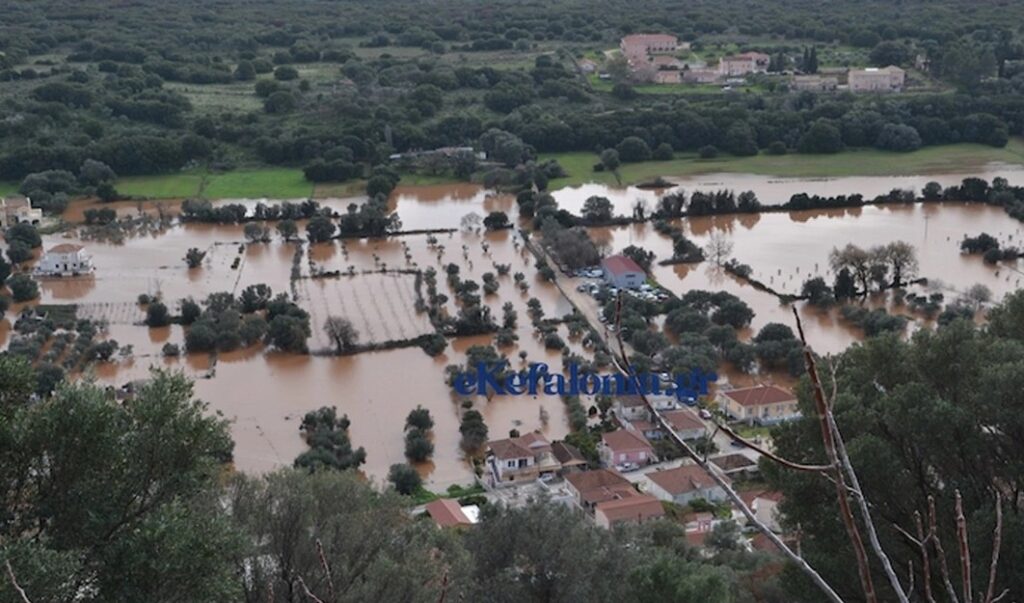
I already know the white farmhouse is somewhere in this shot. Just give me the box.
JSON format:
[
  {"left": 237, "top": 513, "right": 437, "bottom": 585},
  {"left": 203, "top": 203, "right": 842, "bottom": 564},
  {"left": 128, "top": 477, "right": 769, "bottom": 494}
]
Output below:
[
  {"left": 0, "top": 196, "right": 43, "bottom": 230},
  {"left": 601, "top": 254, "right": 645, "bottom": 289},
  {"left": 36, "top": 244, "right": 94, "bottom": 276}
]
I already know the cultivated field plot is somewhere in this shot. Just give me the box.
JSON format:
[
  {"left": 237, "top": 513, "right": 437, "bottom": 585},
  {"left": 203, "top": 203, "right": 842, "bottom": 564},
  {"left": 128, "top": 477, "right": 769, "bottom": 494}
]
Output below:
[
  {"left": 75, "top": 301, "right": 146, "bottom": 325},
  {"left": 297, "top": 272, "right": 434, "bottom": 351}
]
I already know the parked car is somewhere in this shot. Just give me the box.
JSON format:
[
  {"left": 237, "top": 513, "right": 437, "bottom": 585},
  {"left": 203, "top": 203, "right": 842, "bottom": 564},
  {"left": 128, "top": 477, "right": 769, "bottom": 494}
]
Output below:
[{"left": 699, "top": 409, "right": 712, "bottom": 419}]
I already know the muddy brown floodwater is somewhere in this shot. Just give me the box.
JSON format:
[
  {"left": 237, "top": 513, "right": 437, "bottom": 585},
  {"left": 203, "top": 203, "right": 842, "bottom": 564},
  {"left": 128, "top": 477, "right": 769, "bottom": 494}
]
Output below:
[{"left": 9, "top": 172, "right": 1024, "bottom": 488}]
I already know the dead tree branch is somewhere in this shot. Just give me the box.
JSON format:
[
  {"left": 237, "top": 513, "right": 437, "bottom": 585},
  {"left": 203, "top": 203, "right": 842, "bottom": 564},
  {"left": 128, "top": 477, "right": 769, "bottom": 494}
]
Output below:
[
  {"left": 609, "top": 295, "right": 845, "bottom": 603},
  {"left": 983, "top": 493, "right": 1003, "bottom": 603},
  {"left": 955, "top": 492, "right": 972, "bottom": 603},
  {"left": 4, "top": 560, "right": 31, "bottom": 603},
  {"left": 315, "top": 539, "right": 337, "bottom": 603},
  {"left": 792, "top": 308, "right": 877, "bottom": 603}
]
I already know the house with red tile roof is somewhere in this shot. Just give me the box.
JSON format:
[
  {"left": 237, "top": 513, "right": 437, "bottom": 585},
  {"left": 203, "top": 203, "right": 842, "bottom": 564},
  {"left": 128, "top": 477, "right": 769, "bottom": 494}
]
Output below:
[
  {"left": 620, "top": 34, "right": 679, "bottom": 62},
  {"left": 601, "top": 254, "right": 645, "bottom": 289},
  {"left": 486, "top": 432, "right": 561, "bottom": 484},
  {"left": 662, "top": 408, "right": 706, "bottom": 440},
  {"left": 718, "top": 51, "right": 770, "bottom": 77},
  {"left": 645, "top": 464, "right": 730, "bottom": 505},
  {"left": 564, "top": 468, "right": 637, "bottom": 511},
  {"left": 716, "top": 385, "right": 799, "bottom": 425},
  {"left": 594, "top": 494, "right": 665, "bottom": 529},
  {"left": 424, "top": 498, "right": 475, "bottom": 528},
  {"left": 599, "top": 428, "right": 655, "bottom": 468}
]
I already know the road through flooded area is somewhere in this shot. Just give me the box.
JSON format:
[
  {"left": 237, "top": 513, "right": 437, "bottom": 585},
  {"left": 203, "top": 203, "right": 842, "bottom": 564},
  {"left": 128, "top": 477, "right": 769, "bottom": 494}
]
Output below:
[{"left": 11, "top": 170, "right": 1023, "bottom": 487}]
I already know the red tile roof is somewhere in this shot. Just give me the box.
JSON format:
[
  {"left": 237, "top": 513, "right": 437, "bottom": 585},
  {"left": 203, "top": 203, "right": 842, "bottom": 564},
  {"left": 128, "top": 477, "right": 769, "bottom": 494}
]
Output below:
[
  {"left": 647, "top": 464, "right": 729, "bottom": 496},
  {"left": 595, "top": 494, "right": 665, "bottom": 524},
  {"left": 425, "top": 499, "right": 472, "bottom": 528},
  {"left": 710, "top": 453, "right": 757, "bottom": 472},
  {"left": 601, "top": 429, "right": 652, "bottom": 453},
  {"left": 488, "top": 432, "right": 550, "bottom": 460},
  {"left": 601, "top": 254, "right": 645, "bottom": 277},
  {"left": 663, "top": 409, "right": 704, "bottom": 433},
  {"left": 720, "top": 385, "right": 795, "bottom": 408},
  {"left": 621, "top": 34, "right": 678, "bottom": 47},
  {"left": 49, "top": 243, "right": 85, "bottom": 254}
]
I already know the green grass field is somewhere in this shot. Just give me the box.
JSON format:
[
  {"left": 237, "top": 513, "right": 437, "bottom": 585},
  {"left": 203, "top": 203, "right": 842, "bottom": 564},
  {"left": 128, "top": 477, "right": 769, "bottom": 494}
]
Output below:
[
  {"left": 0, "top": 181, "right": 19, "bottom": 196},
  {"left": 202, "top": 168, "right": 313, "bottom": 199},
  {"left": 543, "top": 138, "right": 1024, "bottom": 187},
  {"left": 116, "top": 172, "right": 206, "bottom": 198}
]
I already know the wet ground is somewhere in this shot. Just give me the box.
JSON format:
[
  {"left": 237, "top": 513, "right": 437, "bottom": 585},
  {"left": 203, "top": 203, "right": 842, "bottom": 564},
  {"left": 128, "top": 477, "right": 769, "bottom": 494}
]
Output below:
[{"left": 6, "top": 169, "right": 1024, "bottom": 487}]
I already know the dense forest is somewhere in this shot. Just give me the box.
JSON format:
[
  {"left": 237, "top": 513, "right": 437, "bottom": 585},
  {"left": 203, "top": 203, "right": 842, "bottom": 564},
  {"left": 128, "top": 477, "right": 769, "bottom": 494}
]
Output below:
[{"left": 2, "top": 0, "right": 1024, "bottom": 203}]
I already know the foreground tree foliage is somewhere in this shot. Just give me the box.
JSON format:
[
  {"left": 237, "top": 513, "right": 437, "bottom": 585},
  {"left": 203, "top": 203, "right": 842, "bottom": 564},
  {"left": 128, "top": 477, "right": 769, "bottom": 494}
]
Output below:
[
  {"left": 767, "top": 291, "right": 1024, "bottom": 601},
  {"left": 0, "top": 359, "right": 239, "bottom": 602}
]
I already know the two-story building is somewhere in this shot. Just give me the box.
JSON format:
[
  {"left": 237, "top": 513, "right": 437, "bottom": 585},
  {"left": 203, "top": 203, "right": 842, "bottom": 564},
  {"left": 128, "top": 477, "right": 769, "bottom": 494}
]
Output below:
[
  {"left": 600, "top": 429, "right": 655, "bottom": 469},
  {"left": 848, "top": 65, "right": 905, "bottom": 92},
  {"left": 716, "top": 385, "right": 800, "bottom": 425},
  {"left": 35, "top": 244, "right": 95, "bottom": 277},
  {"left": 601, "top": 254, "right": 646, "bottom": 289},
  {"left": 718, "top": 52, "right": 770, "bottom": 77},
  {"left": 486, "top": 432, "right": 561, "bottom": 484}
]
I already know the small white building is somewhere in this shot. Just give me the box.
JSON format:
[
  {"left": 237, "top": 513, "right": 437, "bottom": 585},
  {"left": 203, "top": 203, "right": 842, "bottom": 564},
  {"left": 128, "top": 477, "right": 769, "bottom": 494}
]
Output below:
[
  {"left": 601, "top": 254, "right": 645, "bottom": 289},
  {"left": 0, "top": 196, "right": 43, "bottom": 230},
  {"left": 36, "top": 244, "right": 94, "bottom": 276}
]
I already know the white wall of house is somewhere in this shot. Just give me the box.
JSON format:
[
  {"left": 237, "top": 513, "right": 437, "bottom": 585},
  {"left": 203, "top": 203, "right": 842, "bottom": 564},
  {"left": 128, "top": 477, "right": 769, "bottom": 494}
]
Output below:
[{"left": 603, "top": 268, "right": 644, "bottom": 289}]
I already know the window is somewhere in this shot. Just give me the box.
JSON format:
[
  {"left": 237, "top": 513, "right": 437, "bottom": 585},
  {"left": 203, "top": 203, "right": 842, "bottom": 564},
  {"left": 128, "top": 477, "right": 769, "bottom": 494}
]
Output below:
[{"left": 506, "top": 460, "right": 515, "bottom": 469}]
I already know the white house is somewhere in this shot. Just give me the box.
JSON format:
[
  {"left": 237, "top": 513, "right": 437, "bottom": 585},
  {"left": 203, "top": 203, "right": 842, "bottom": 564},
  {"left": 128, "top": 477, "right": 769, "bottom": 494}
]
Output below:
[
  {"left": 485, "top": 432, "right": 561, "bottom": 484},
  {"left": 0, "top": 196, "right": 43, "bottom": 230},
  {"left": 601, "top": 254, "right": 645, "bottom": 289},
  {"left": 36, "top": 244, "right": 94, "bottom": 276}
]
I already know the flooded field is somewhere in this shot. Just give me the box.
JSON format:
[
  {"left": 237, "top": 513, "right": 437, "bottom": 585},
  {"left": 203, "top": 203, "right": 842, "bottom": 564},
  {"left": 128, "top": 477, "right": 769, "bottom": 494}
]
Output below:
[
  {"left": 551, "top": 165, "right": 1024, "bottom": 217},
  {"left": 9, "top": 171, "right": 1024, "bottom": 487}
]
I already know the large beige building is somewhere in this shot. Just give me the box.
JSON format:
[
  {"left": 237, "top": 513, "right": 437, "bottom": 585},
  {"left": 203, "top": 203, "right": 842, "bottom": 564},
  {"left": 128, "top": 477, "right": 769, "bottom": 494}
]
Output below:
[
  {"left": 848, "top": 65, "right": 905, "bottom": 92},
  {"left": 718, "top": 52, "right": 770, "bottom": 77},
  {"left": 620, "top": 33, "right": 679, "bottom": 61},
  {"left": 716, "top": 385, "right": 800, "bottom": 425},
  {"left": 0, "top": 195, "right": 43, "bottom": 229}
]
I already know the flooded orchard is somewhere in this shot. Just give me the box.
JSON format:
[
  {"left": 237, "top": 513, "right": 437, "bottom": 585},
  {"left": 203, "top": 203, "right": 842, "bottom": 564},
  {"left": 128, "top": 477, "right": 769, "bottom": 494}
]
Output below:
[{"left": 10, "top": 171, "right": 1024, "bottom": 487}]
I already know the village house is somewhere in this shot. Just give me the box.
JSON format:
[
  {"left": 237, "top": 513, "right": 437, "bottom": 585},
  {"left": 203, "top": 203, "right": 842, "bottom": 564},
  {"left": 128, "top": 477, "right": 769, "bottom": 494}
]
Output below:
[
  {"left": 601, "top": 254, "right": 646, "bottom": 289},
  {"left": 577, "top": 58, "right": 597, "bottom": 73},
  {"left": 682, "top": 67, "right": 720, "bottom": 83},
  {"left": 424, "top": 498, "right": 478, "bottom": 529},
  {"left": 551, "top": 441, "right": 588, "bottom": 474},
  {"left": 594, "top": 494, "right": 665, "bottom": 529},
  {"left": 716, "top": 384, "right": 800, "bottom": 425},
  {"left": 791, "top": 74, "right": 838, "bottom": 92},
  {"left": 645, "top": 464, "right": 731, "bottom": 506},
  {"left": 752, "top": 490, "right": 784, "bottom": 532},
  {"left": 600, "top": 428, "right": 655, "bottom": 469},
  {"left": 848, "top": 65, "right": 905, "bottom": 92},
  {"left": 35, "top": 244, "right": 95, "bottom": 277},
  {"left": 486, "top": 432, "right": 561, "bottom": 484},
  {"left": 0, "top": 195, "right": 43, "bottom": 230},
  {"left": 662, "top": 408, "right": 706, "bottom": 441},
  {"left": 620, "top": 33, "right": 679, "bottom": 62},
  {"left": 710, "top": 453, "right": 759, "bottom": 479},
  {"left": 718, "top": 52, "right": 770, "bottom": 77},
  {"left": 613, "top": 394, "right": 677, "bottom": 422},
  {"left": 564, "top": 468, "right": 637, "bottom": 511}
]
